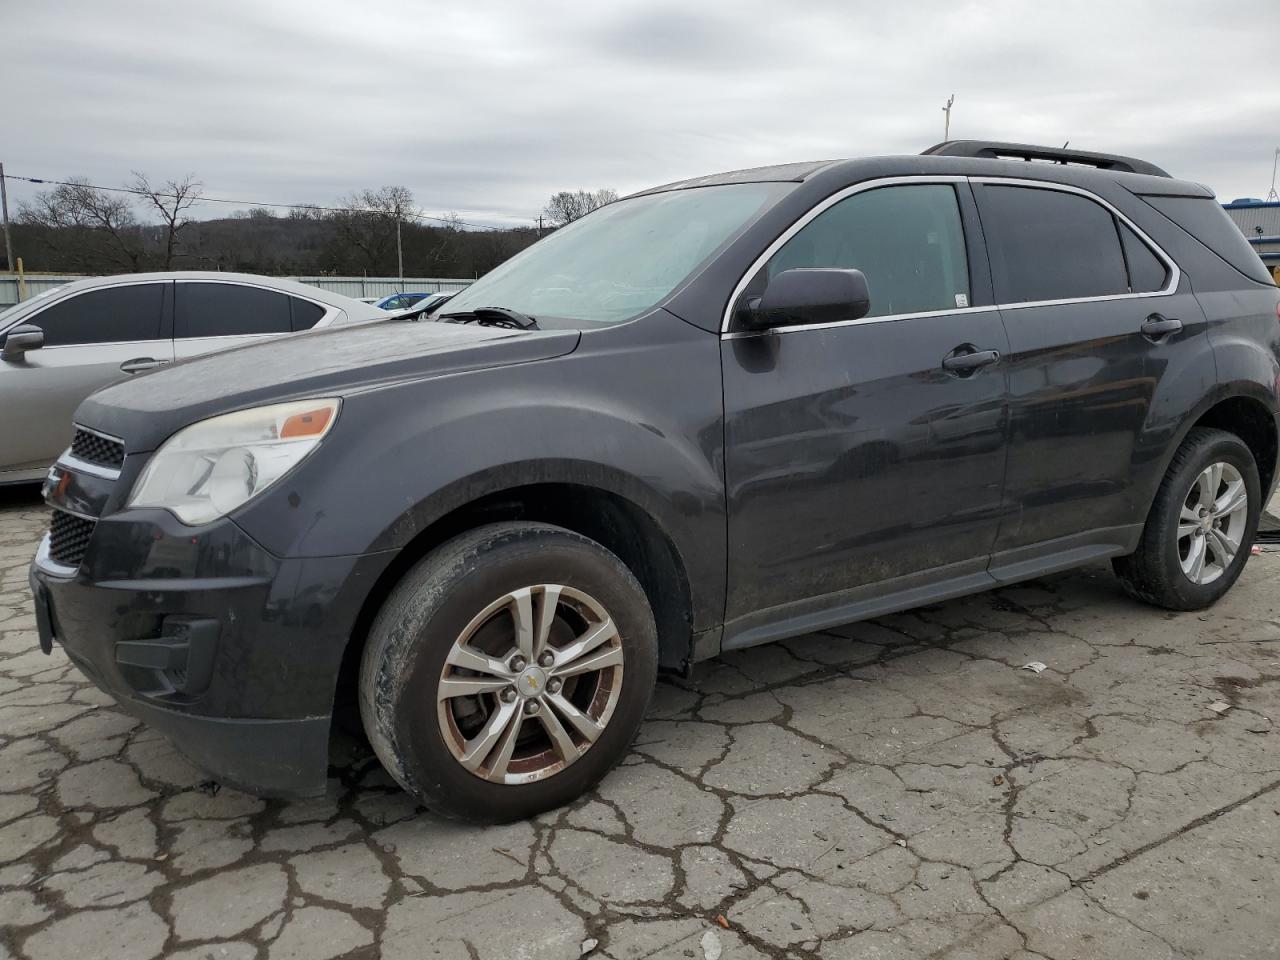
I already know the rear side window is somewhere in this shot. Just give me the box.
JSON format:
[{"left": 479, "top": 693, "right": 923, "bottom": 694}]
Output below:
[
  {"left": 979, "top": 185, "right": 1128, "bottom": 303},
  {"left": 1142, "top": 195, "right": 1274, "bottom": 285},
  {"left": 1118, "top": 223, "right": 1169, "bottom": 293},
  {"left": 30, "top": 284, "right": 165, "bottom": 346},
  {"left": 289, "top": 298, "right": 325, "bottom": 331},
  {"left": 176, "top": 283, "right": 292, "bottom": 338},
  {"left": 762, "top": 183, "right": 971, "bottom": 317}
]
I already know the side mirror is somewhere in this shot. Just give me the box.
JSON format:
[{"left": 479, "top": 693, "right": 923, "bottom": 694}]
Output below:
[
  {"left": 1, "top": 325, "right": 44, "bottom": 361},
  {"left": 740, "top": 268, "right": 871, "bottom": 331}
]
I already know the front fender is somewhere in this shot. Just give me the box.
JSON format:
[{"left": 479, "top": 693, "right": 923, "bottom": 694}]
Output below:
[{"left": 232, "top": 311, "right": 727, "bottom": 630}]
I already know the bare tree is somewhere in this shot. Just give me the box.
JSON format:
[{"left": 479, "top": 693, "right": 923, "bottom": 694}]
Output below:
[
  {"left": 131, "top": 172, "right": 203, "bottom": 270},
  {"left": 543, "top": 188, "right": 618, "bottom": 227},
  {"left": 417, "top": 210, "right": 465, "bottom": 273},
  {"left": 18, "top": 178, "right": 145, "bottom": 272},
  {"left": 328, "top": 186, "right": 415, "bottom": 275}
]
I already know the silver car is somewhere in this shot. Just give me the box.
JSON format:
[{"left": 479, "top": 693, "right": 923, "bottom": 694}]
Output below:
[{"left": 0, "top": 272, "right": 387, "bottom": 484}]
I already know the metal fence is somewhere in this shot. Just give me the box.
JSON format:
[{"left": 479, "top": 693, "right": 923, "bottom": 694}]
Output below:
[
  {"left": 0, "top": 274, "right": 473, "bottom": 308},
  {"left": 292, "top": 276, "right": 474, "bottom": 301}
]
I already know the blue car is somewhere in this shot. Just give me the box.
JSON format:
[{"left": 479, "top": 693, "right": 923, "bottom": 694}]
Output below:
[{"left": 374, "top": 291, "right": 448, "bottom": 311}]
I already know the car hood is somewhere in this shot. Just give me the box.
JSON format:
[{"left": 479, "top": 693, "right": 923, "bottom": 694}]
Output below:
[{"left": 78, "top": 319, "right": 581, "bottom": 452}]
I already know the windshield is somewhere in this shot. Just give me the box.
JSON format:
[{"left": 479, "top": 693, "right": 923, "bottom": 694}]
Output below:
[{"left": 444, "top": 183, "right": 786, "bottom": 327}]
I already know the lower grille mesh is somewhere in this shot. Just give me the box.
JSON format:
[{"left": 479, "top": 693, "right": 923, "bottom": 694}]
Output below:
[{"left": 49, "top": 510, "right": 95, "bottom": 568}]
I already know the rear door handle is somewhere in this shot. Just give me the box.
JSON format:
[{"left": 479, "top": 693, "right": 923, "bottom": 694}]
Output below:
[
  {"left": 942, "top": 347, "right": 1001, "bottom": 374},
  {"left": 1141, "top": 314, "right": 1182, "bottom": 340},
  {"left": 120, "top": 357, "right": 165, "bottom": 374}
]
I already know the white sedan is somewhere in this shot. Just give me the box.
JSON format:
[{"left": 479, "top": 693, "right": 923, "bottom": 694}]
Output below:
[{"left": 0, "top": 272, "right": 387, "bottom": 484}]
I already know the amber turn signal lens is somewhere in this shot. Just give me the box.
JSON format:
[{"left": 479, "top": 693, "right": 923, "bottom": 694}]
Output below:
[{"left": 280, "top": 406, "right": 334, "bottom": 439}]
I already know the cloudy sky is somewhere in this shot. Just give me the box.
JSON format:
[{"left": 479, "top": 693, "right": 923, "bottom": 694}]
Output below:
[{"left": 4, "top": 0, "right": 1278, "bottom": 228}]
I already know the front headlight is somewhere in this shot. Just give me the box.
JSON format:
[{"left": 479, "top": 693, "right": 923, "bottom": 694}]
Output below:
[{"left": 128, "top": 399, "right": 341, "bottom": 525}]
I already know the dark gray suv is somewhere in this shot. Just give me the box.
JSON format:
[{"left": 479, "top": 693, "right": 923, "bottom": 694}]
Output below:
[{"left": 28, "top": 141, "right": 1280, "bottom": 822}]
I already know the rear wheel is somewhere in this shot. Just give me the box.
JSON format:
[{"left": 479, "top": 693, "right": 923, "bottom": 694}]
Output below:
[
  {"left": 1113, "top": 427, "right": 1260, "bottom": 610},
  {"left": 359, "top": 522, "right": 658, "bottom": 822}
]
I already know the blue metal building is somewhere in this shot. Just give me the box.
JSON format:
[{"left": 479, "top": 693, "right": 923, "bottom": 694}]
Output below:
[{"left": 1223, "top": 198, "right": 1280, "bottom": 282}]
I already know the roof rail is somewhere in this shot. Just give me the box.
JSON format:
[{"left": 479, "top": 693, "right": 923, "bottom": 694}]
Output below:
[{"left": 921, "top": 140, "right": 1171, "bottom": 178}]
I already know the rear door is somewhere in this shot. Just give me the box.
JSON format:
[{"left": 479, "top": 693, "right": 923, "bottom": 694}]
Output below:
[
  {"left": 172, "top": 281, "right": 328, "bottom": 361},
  {"left": 0, "top": 281, "right": 172, "bottom": 474},
  {"left": 722, "top": 179, "right": 1010, "bottom": 638},
  {"left": 972, "top": 179, "right": 1207, "bottom": 564}
]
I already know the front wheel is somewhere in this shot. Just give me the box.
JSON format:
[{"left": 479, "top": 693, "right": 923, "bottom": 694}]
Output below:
[
  {"left": 359, "top": 522, "right": 658, "bottom": 822},
  {"left": 1113, "top": 427, "right": 1260, "bottom": 610}
]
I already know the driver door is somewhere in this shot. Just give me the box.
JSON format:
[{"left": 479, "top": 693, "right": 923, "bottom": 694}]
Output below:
[{"left": 721, "top": 180, "right": 1010, "bottom": 645}]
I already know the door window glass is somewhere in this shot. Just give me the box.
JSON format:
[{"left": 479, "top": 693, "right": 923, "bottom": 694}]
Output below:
[
  {"left": 175, "top": 283, "right": 292, "bottom": 338},
  {"left": 1118, "top": 222, "right": 1169, "bottom": 293},
  {"left": 980, "top": 185, "right": 1129, "bottom": 303},
  {"left": 28, "top": 284, "right": 165, "bottom": 346},
  {"left": 290, "top": 298, "right": 325, "bottom": 331},
  {"left": 762, "top": 184, "right": 971, "bottom": 317}
]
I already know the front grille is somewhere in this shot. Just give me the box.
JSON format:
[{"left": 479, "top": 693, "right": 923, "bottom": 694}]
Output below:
[
  {"left": 49, "top": 510, "right": 96, "bottom": 568},
  {"left": 70, "top": 428, "right": 125, "bottom": 470}
]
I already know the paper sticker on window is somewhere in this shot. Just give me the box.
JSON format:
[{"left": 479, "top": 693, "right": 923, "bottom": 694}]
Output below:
[{"left": 955, "top": 293, "right": 969, "bottom": 308}]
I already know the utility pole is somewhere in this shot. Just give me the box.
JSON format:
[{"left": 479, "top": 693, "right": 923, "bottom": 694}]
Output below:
[
  {"left": 942, "top": 95, "right": 955, "bottom": 141},
  {"left": 537, "top": 214, "right": 544, "bottom": 238},
  {"left": 1267, "top": 147, "right": 1279, "bottom": 203},
  {"left": 396, "top": 216, "right": 404, "bottom": 292},
  {"left": 0, "top": 161, "right": 14, "bottom": 273}
]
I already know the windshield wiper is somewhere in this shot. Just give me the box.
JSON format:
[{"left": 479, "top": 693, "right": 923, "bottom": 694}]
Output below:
[{"left": 439, "top": 306, "right": 539, "bottom": 330}]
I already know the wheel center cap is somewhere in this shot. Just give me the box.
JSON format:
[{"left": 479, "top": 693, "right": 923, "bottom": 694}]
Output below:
[
  {"left": 1202, "top": 516, "right": 1214, "bottom": 532},
  {"left": 515, "top": 666, "right": 547, "bottom": 698}
]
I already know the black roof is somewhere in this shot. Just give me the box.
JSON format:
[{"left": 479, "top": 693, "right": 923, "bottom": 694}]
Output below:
[{"left": 637, "top": 140, "right": 1191, "bottom": 199}]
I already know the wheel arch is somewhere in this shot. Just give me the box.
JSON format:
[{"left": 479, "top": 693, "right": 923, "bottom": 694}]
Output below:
[
  {"left": 334, "top": 478, "right": 699, "bottom": 721},
  {"left": 1189, "top": 392, "right": 1279, "bottom": 497},
  {"left": 1142, "top": 386, "right": 1279, "bottom": 522}
]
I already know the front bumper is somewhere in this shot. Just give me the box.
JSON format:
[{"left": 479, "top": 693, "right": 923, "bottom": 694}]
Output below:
[{"left": 30, "top": 496, "right": 393, "bottom": 798}]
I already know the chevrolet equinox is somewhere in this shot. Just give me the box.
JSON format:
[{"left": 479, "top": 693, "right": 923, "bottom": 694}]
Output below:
[{"left": 27, "top": 141, "right": 1280, "bottom": 822}]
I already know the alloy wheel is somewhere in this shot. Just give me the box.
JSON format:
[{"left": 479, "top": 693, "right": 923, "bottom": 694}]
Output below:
[
  {"left": 436, "top": 584, "right": 624, "bottom": 784},
  {"left": 1177, "top": 461, "right": 1248, "bottom": 585}
]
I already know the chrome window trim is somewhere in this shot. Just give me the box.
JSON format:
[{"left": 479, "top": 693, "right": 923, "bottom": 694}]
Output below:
[
  {"left": 969, "top": 176, "right": 1180, "bottom": 310},
  {"left": 720, "top": 305, "right": 1002, "bottom": 340},
  {"left": 3, "top": 277, "right": 342, "bottom": 338},
  {"left": 172, "top": 332, "right": 278, "bottom": 343},
  {"left": 34, "top": 533, "right": 79, "bottom": 578},
  {"left": 719, "top": 175, "right": 1181, "bottom": 337},
  {"left": 0, "top": 280, "right": 169, "bottom": 342},
  {"left": 26, "top": 338, "right": 171, "bottom": 351},
  {"left": 173, "top": 277, "right": 341, "bottom": 327}
]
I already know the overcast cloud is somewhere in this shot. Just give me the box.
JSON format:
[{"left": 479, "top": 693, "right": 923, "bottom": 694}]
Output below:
[{"left": 4, "top": 0, "right": 1278, "bottom": 227}]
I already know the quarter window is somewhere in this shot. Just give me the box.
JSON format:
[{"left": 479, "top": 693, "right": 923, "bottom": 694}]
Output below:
[
  {"left": 289, "top": 298, "right": 325, "bottom": 331},
  {"left": 28, "top": 284, "right": 165, "bottom": 346},
  {"left": 175, "top": 283, "right": 292, "bottom": 338},
  {"left": 1118, "top": 222, "right": 1169, "bottom": 293},
  {"left": 978, "top": 185, "right": 1130, "bottom": 303},
  {"left": 760, "top": 184, "right": 971, "bottom": 318}
]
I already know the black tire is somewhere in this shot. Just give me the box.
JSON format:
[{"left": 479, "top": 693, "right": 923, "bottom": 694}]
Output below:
[
  {"left": 359, "top": 522, "right": 658, "bottom": 823},
  {"left": 1113, "top": 427, "right": 1261, "bottom": 610}
]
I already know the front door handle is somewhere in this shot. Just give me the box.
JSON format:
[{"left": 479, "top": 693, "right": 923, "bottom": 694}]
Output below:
[
  {"left": 1141, "top": 314, "right": 1182, "bottom": 341},
  {"left": 120, "top": 357, "right": 165, "bottom": 374},
  {"left": 942, "top": 347, "right": 1001, "bottom": 374}
]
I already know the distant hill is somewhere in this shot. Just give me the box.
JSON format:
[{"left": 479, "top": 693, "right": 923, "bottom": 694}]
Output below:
[{"left": 6, "top": 210, "right": 540, "bottom": 279}]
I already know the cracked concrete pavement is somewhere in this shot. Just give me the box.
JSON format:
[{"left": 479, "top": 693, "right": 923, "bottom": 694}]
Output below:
[{"left": 2, "top": 485, "right": 1278, "bottom": 960}]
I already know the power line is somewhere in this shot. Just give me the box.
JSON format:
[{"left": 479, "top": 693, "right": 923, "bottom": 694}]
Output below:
[{"left": 0, "top": 171, "right": 532, "bottom": 231}]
